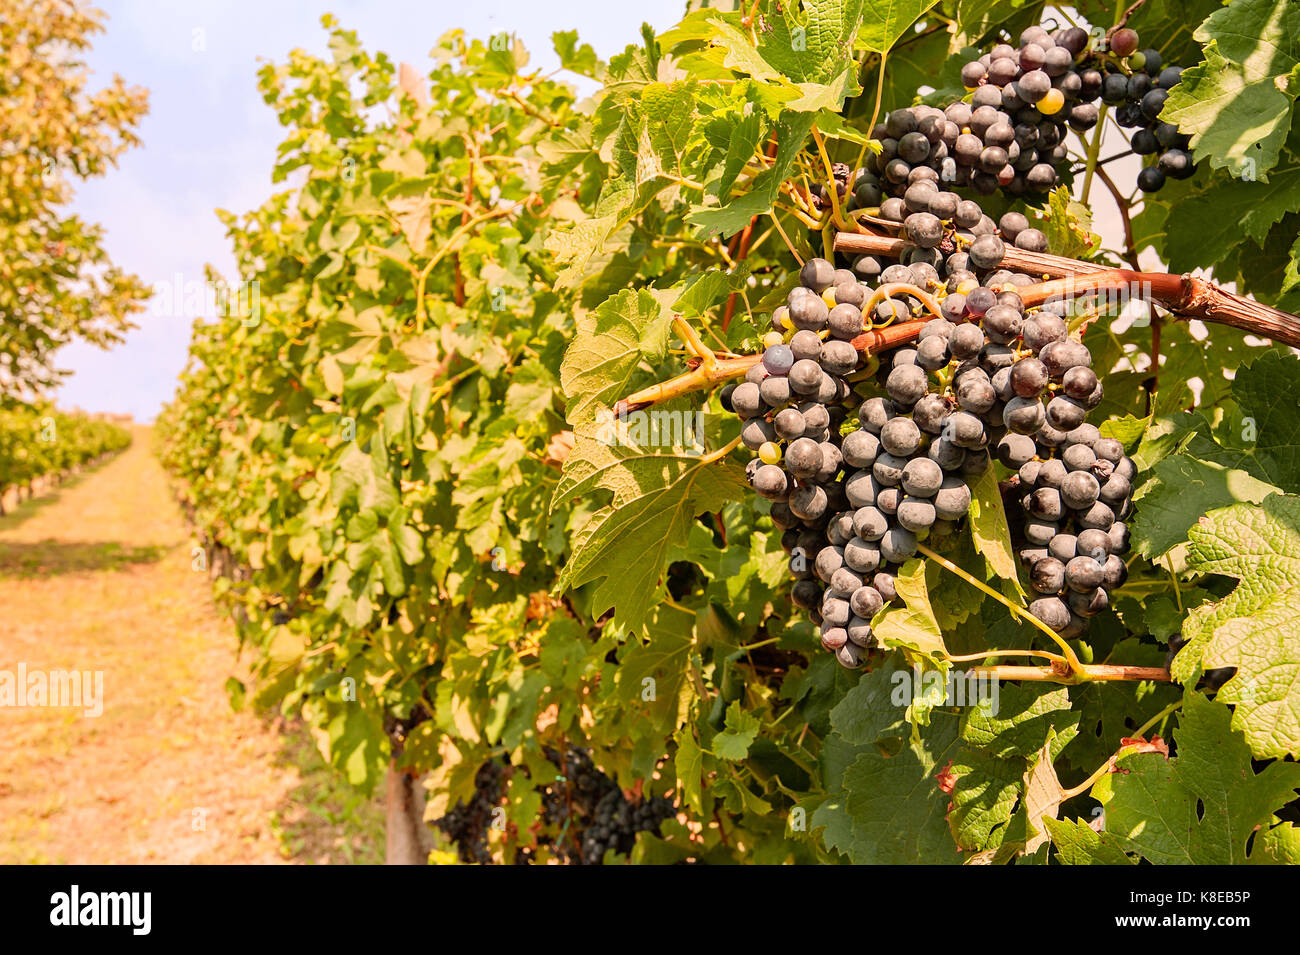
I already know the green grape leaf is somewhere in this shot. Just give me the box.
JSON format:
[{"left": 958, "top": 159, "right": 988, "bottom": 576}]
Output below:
[
  {"left": 546, "top": 183, "right": 635, "bottom": 290},
  {"left": 641, "top": 82, "right": 700, "bottom": 173},
  {"left": 873, "top": 558, "right": 947, "bottom": 661},
  {"left": 966, "top": 462, "right": 1024, "bottom": 597},
  {"left": 857, "top": 0, "right": 939, "bottom": 54},
  {"left": 1100, "top": 413, "right": 1149, "bottom": 451},
  {"left": 689, "top": 112, "right": 817, "bottom": 236},
  {"left": 555, "top": 433, "right": 745, "bottom": 634},
  {"left": 961, "top": 684, "right": 1078, "bottom": 760},
  {"left": 782, "top": 650, "right": 865, "bottom": 739},
  {"left": 672, "top": 267, "right": 750, "bottom": 318},
  {"left": 1097, "top": 692, "right": 1300, "bottom": 864},
  {"left": 1133, "top": 410, "right": 1205, "bottom": 473},
  {"left": 757, "top": 0, "right": 868, "bottom": 85},
  {"left": 674, "top": 729, "right": 706, "bottom": 815},
  {"left": 1162, "top": 165, "right": 1300, "bottom": 272},
  {"left": 814, "top": 109, "right": 876, "bottom": 145},
  {"left": 706, "top": 17, "right": 788, "bottom": 83},
  {"left": 558, "top": 288, "right": 673, "bottom": 424},
  {"left": 1204, "top": 583, "right": 1300, "bottom": 759},
  {"left": 1161, "top": 0, "right": 1300, "bottom": 178},
  {"left": 1152, "top": 320, "right": 1283, "bottom": 419},
  {"left": 1250, "top": 822, "right": 1300, "bottom": 864},
  {"left": 1190, "top": 351, "right": 1300, "bottom": 489},
  {"left": 553, "top": 30, "right": 602, "bottom": 78},
  {"left": 828, "top": 653, "right": 911, "bottom": 747},
  {"left": 609, "top": 603, "right": 697, "bottom": 736},
  {"left": 716, "top": 113, "right": 764, "bottom": 199},
  {"left": 1039, "top": 186, "right": 1100, "bottom": 260},
  {"left": 326, "top": 704, "right": 388, "bottom": 792},
  {"left": 1132, "top": 455, "right": 1280, "bottom": 559},
  {"left": 786, "top": 68, "right": 863, "bottom": 113},
  {"left": 1042, "top": 817, "right": 1135, "bottom": 865},
  {"left": 813, "top": 711, "right": 962, "bottom": 864},
  {"left": 1283, "top": 234, "right": 1300, "bottom": 295},
  {"left": 947, "top": 749, "right": 1021, "bottom": 852},
  {"left": 712, "top": 701, "right": 762, "bottom": 760},
  {"left": 1175, "top": 494, "right": 1300, "bottom": 688}
]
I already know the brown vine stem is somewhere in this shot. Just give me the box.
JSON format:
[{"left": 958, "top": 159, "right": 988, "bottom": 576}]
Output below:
[
  {"left": 1109, "top": 0, "right": 1152, "bottom": 36},
  {"left": 970, "top": 664, "right": 1171, "bottom": 684},
  {"left": 1093, "top": 164, "right": 1140, "bottom": 271},
  {"left": 614, "top": 231, "right": 1300, "bottom": 417},
  {"left": 834, "top": 232, "right": 1300, "bottom": 347},
  {"left": 614, "top": 321, "right": 925, "bottom": 415}
]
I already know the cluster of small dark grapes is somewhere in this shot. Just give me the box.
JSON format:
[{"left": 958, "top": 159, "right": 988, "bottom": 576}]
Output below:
[
  {"left": 728, "top": 214, "right": 1053, "bottom": 665},
  {"left": 433, "top": 759, "right": 504, "bottom": 865},
  {"left": 1098, "top": 28, "right": 1192, "bottom": 192},
  {"left": 578, "top": 786, "right": 677, "bottom": 865},
  {"left": 539, "top": 747, "right": 675, "bottom": 865},
  {"left": 434, "top": 750, "right": 674, "bottom": 864},
  {"left": 955, "top": 24, "right": 1192, "bottom": 194},
  {"left": 843, "top": 22, "right": 1193, "bottom": 215},
  {"left": 997, "top": 330, "right": 1137, "bottom": 635}
]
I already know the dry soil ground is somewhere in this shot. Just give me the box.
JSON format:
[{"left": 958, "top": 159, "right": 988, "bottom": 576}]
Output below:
[{"left": 0, "top": 428, "right": 383, "bottom": 864}]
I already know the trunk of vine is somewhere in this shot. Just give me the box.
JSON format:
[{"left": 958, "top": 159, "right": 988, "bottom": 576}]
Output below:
[{"left": 384, "top": 763, "right": 430, "bottom": 865}]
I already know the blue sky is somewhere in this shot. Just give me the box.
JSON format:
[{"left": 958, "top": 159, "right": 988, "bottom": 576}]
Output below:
[{"left": 57, "top": 0, "right": 688, "bottom": 421}]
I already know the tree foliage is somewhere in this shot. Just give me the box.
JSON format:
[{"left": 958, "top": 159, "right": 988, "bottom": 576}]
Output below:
[{"left": 0, "top": 0, "right": 150, "bottom": 400}]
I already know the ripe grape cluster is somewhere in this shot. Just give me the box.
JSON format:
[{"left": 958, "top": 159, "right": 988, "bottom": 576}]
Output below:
[
  {"left": 434, "top": 759, "right": 505, "bottom": 865},
  {"left": 733, "top": 187, "right": 1143, "bottom": 663},
  {"left": 1100, "top": 29, "right": 1192, "bottom": 192},
  {"left": 842, "top": 22, "right": 1192, "bottom": 214},
  {"left": 540, "top": 747, "right": 676, "bottom": 865},
  {"left": 728, "top": 224, "right": 1040, "bottom": 666},
  {"left": 433, "top": 750, "right": 675, "bottom": 864},
  {"left": 1001, "top": 342, "right": 1137, "bottom": 636}
]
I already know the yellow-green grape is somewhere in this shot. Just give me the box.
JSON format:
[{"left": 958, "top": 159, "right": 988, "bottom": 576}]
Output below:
[
  {"left": 1128, "top": 51, "right": 1147, "bottom": 71},
  {"left": 955, "top": 277, "right": 978, "bottom": 295},
  {"left": 821, "top": 287, "right": 839, "bottom": 308},
  {"left": 763, "top": 331, "right": 784, "bottom": 348},
  {"left": 759, "top": 441, "right": 783, "bottom": 464},
  {"left": 1038, "top": 88, "right": 1065, "bottom": 115}
]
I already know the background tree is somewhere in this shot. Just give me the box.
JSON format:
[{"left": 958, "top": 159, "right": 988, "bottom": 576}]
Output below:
[{"left": 0, "top": 0, "right": 150, "bottom": 401}]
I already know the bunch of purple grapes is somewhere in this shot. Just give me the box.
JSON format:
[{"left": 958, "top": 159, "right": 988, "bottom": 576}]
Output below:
[
  {"left": 729, "top": 215, "right": 1141, "bottom": 664},
  {"left": 995, "top": 326, "right": 1137, "bottom": 634},
  {"left": 843, "top": 22, "right": 1193, "bottom": 214},
  {"left": 953, "top": 23, "right": 1192, "bottom": 194},
  {"left": 1099, "top": 28, "right": 1193, "bottom": 191}
]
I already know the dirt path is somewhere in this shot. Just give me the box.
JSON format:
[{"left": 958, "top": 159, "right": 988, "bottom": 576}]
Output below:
[{"left": 0, "top": 428, "right": 381, "bottom": 864}]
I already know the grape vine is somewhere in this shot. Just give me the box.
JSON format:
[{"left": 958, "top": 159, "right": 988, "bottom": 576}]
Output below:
[{"left": 150, "top": 0, "right": 1300, "bottom": 865}]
